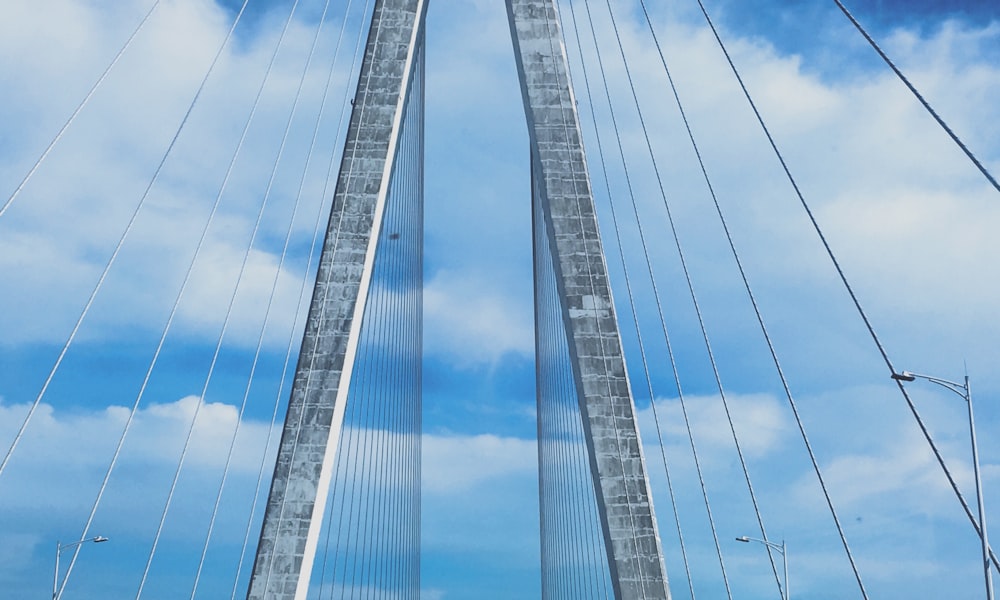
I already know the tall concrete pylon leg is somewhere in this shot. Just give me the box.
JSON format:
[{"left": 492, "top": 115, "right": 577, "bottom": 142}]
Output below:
[
  {"left": 507, "top": 1, "right": 672, "bottom": 598},
  {"left": 246, "top": 1, "right": 427, "bottom": 598},
  {"left": 246, "top": 1, "right": 669, "bottom": 598}
]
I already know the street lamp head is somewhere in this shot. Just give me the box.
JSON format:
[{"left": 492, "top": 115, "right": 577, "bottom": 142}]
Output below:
[
  {"left": 735, "top": 536, "right": 750, "bottom": 543},
  {"left": 92, "top": 536, "right": 109, "bottom": 543},
  {"left": 891, "top": 371, "right": 916, "bottom": 382}
]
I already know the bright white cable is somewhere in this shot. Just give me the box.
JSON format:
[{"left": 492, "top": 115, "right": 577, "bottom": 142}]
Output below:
[
  {"left": 233, "top": 1, "right": 371, "bottom": 592},
  {"left": 51, "top": 0, "right": 272, "bottom": 596},
  {"left": 0, "top": 0, "right": 162, "bottom": 219},
  {"left": 186, "top": 0, "right": 348, "bottom": 596},
  {"left": 133, "top": 0, "right": 317, "bottom": 596}
]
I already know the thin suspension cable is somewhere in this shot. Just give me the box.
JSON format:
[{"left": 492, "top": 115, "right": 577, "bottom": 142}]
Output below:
[
  {"left": 232, "top": 4, "right": 373, "bottom": 595},
  {"left": 580, "top": 0, "right": 735, "bottom": 596},
  {"left": 262, "top": 2, "right": 385, "bottom": 591},
  {"left": 52, "top": 2, "right": 257, "bottom": 595},
  {"left": 0, "top": 0, "right": 254, "bottom": 485},
  {"left": 0, "top": 0, "right": 162, "bottom": 219},
  {"left": 349, "top": 231, "right": 390, "bottom": 596},
  {"left": 555, "top": 9, "right": 617, "bottom": 597},
  {"left": 600, "top": 0, "right": 786, "bottom": 595},
  {"left": 135, "top": 0, "right": 317, "bottom": 591},
  {"left": 562, "top": 0, "right": 694, "bottom": 596},
  {"left": 832, "top": 0, "right": 1000, "bottom": 195},
  {"left": 541, "top": 3, "right": 649, "bottom": 595},
  {"left": 340, "top": 28, "right": 400, "bottom": 597},
  {"left": 636, "top": 2, "right": 870, "bottom": 597},
  {"left": 187, "top": 0, "right": 343, "bottom": 595},
  {"left": 695, "top": 0, "right": 1000, "bottom": 579}
]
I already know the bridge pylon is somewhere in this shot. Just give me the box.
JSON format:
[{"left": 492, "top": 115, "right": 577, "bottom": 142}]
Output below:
[{"left": 248, "top": 1, "right": 670, "bottom": 598}]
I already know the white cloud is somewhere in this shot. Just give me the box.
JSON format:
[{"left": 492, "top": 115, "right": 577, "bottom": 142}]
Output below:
[
  {"left": 422, "top": 431, "right": 536, "bottom": 494},
  {"left": 0, "top": 0, "right": 341, "bottom": 349},
  {"left": 423, "top": 269, "right": 534, "bottom": 366},
  {"left": 639, "top": 392, "right": 789, "bottom": 465},
  {"left": 2, "top": 0, "right": 1000, "bottom": 598}
]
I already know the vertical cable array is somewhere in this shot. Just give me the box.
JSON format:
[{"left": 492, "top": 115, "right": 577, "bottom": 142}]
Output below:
[
  {"left": 534, "top": 157, "right": 614, "bottom": 600},
  {"left": 310, "top": 31, "right": 424, "bottom": 600}
]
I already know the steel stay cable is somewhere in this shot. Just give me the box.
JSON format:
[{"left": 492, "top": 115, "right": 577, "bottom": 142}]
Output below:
[
  {"left": 186, "top": 0, "right": 344, "bottom": 594},
  {"left": 546, "top": 237, "right": 581, "bottom": 598},
  {"left": 575, "top": 111, "right": 673, "bottom": 599},
  {"left": 380, "top": 100, "right": 418, "bottom": 594},
  {"left": 554, "top": 11, "right": 616, "bottom": 597},
  {"left": 578, "top": 0, "right": 730, "bottom": 596},
  {"left": 536, "top": 184, "right": 570, "bottom": 597},
  {"left": 0, "top": 0, "right": 162, "bottom": 219},
  {"left": 386, "top": 88, "right": 421, "bottom": 596},
  {"left": 403, "top": 82, "right": 423, "bottom": 596},
  {"left": 541, "top": 7, "right": 605, "bottom": 573},
  {"left": 581, "top": 3, "right": 725, "bottom": 598},
  {"left": 355, "top": 199, "right": 397, "bottom": 594},
  {"left": 703, "top": 1, "right": 880, "bottom": 594},
  {"left": 352, "top": 143, "right": 409, "bottom": 592},
  {"left": 52, "top": 2, "right": 258, "bottom": 595},
  {"left": 343, "top": 255, "right": 384, "bottom": 598},
  {"left": 330, "top": 5, "right": 399, "bottom": 594},
  {"left": 563, "top": 0, "right": 695, "bottom": 596},
  {"left": 409, "top": 114, "right": 423, "bottom": 594},
  {"left": 381, "top": 111, "right": 409, "bottom": 599},
  {"left": 381, "top": 151, "right": 404, "bottom": 598},
  {"left": 233, "top": 5, "right": 372, "bottom": 597},
  {"left": 535, "top": 12, "right": 605, "bottom": 590},
  {"left": 571, "top": 23, "right": 699, "bottom": 600},
  {"left": 832, "top": 0, "right": 1000, "bottom": 196},
  {"left": 398, "top": 124, "right": 418, "bottom": 593},
  {"left": 534, "top": 24, "right": 577, "bottom": 600},
  {"left": 600, "top": 0, "right": 785, "bottom": 595},
  {"left": 403, "top": 76, "right": 423, "bottom": 596},
  {"left": 0, "top": 0, "right": 252, "bottom": 485},
  {"left": 350, "top": 271, "right": 379, "bottom": 598},
  {"left": 538, "top": 156, "right": 592, "bottom": 595},
  {"left": 635, "top": 1, "right": 875, "bottom": 595},
  {"left": 544, "top": 2, "right": 650, "bottom": 595},
  {"left": 301, "top": 5, "right": 377, "bottom": 598},
  {"left": 136, "top": 0, "right": 324, "bottom": 592},
  {"left": 410, "top": 136, "right": 421, "bottom": 595},
  {"left": 532, "top": 187, "right": 551, "bottom": 598},
  {"left": 827, "top": 6, "right": 1000, "bottom": 556},
  {"left": 258, "top": 0, "right": 382, "bottom": 592},
  {"left": 695, "top": 0, "right": 998, "bottom": 583},
  {"left": 348, "top": 120, "right": 401, "bottom": 600},
  {"left": 317, "top": 463, "right": 342, "bottom": 599},
  {"left": 368, "top": 156, "right": 397, "bottom": 600}
]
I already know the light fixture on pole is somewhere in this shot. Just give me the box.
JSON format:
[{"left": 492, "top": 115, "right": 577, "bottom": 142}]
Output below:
[
  {"left": 53, "top": 536, "right": 109, "bottom": 600},
  {"left": 736, "top": 535, "right": 788, "bottom": 600},
  {"left": 892, "top": 369, "right": 993, "bottom": 600}
]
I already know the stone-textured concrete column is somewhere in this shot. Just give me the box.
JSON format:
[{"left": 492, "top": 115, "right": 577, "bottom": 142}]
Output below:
[
  {"left": 507, "top": 1, "right": 671, "bottom": 599},
  {"left": 246, "top": 2, "right": 426, "bottom": 599}
]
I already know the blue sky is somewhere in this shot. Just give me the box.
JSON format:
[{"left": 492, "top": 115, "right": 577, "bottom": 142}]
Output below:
[{"left": 1, "top": 0, "right": 999, "bottom": 599}]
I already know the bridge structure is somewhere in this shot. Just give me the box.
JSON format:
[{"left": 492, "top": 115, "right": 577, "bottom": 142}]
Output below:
[{"left": 0, "top": 1, "right": 999, "bottom": 599}]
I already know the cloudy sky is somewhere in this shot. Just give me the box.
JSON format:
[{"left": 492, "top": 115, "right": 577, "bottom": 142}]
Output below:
[{"left": 1, "top": 0, "right": 999, "bottom": 598}]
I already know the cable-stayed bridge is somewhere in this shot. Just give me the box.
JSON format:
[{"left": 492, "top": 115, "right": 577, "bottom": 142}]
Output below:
[{"left": 1, "top": 1, "right": 999, "bottom": 599}]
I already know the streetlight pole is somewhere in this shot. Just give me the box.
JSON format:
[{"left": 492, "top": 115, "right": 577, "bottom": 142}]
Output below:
[
  {"left": 893, "top": 369, "right": 993, "bottom": 600},
  {"left": 736, "top": 535, "right": 788, "bottom": 600},
  {"left": 52, "top": 536, "right": 108, "bottom": 600}
]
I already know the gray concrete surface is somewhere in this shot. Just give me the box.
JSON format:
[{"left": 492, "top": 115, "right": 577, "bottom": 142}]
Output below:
[
  {"left": 507, "top": 1, "right": 672, "bottom": 598},
  {"left": 246, "top": 2, "right": 426, "bottom": 598}
]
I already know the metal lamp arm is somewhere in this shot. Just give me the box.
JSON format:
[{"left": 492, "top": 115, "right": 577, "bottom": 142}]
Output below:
[{"left": 903, "top": 372, "right": 968, "bottom": 400}]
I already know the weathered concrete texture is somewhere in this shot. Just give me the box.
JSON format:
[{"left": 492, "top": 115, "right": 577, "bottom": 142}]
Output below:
[
  {"left": 508, "top": 1, "right": 671, "bottom": 599},
  {"left": 246, "top": 2, "right": 426, "bottom": 599}
]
